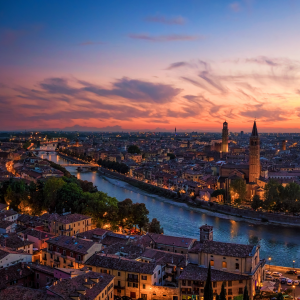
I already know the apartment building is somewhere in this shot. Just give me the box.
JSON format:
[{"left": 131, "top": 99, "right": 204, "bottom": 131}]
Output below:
[
  {"left": 42, "top": 235, "right": 101, "bottom": 269},
  {"left": 188, "top": 225, "right": 265, "bottom": 298},
  {"left": 179, "top": 264, "right": 250, "bottom": 300},
  {"left": 46, "top": 271, "right": 115, "bottom": 300},
  {"left": 0, "top": 247, "right": 32, "bottom": 268},
  {"left": 40, "top": 213, "right": 92, "bottom": 236},
  {"left": 85, "top": 253, "right": 172, "bottom": 300}
]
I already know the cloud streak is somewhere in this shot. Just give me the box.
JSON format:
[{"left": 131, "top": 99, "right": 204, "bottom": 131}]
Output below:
[{"left": 128, "top": 34, "right": 200, "bottom": 42}]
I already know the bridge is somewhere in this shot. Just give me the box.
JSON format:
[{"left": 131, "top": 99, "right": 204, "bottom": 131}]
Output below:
[
  {"left": 31, "top": 150, "right": 58, "bottom": 152},
  {"left": 60, "top": 164, "right": 98, "bottom": 167}
]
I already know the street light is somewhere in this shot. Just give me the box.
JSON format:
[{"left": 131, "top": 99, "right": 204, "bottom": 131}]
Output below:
[
  {"left": 292, "top": 285, "right": 295, "bottom": 300},
  {"left": 268, "top": 257, "right": 272, "bottom": 271},
  {"left": 293, "top": 260, "right": 296, "bottom": 269}
]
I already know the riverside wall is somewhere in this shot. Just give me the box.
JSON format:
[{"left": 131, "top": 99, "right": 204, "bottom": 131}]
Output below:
[{"left": 98, "top": 168, "right": 300, "bottom": 227}]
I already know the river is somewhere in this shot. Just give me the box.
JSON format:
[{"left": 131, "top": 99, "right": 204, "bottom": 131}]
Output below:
[{"left": 38, "top": 148, "right": 300, "bottom": 267}]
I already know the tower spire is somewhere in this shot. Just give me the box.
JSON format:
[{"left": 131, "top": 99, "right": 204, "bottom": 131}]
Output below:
[{"left": 251, "top": 120, "right": 258, "bottom": 137}]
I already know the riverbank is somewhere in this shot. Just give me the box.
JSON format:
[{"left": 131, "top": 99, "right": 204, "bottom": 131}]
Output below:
[{"left": 98, "top": 168, "right": 300, "bottom": 228}]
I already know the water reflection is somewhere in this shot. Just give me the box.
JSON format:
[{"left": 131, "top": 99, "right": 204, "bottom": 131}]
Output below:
[{"left": 38, "top": 152, "right": 300, "bottom": 267}]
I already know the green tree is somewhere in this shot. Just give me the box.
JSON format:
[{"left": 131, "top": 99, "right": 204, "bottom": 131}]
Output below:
[
  {"left": 132, "top": 203, "right": 149, "bottom": 232},
  {"left": 243, "top": 286, "right": 249, "bottom": 300},
  {"left": 167, "top": 153, "right": 175, "bottom": 160},
  {"left": 148, "top": 218, "right": 164, "bottom": 234},
  {"left": 263, "top": 179, "right": 281, "bottom": 211},
  {"left": 220, "top": 283, "right": 226, "bottom": 300},
  {"left": 277, "top": 293, "right": 283, "bottom": 300},
  {"left": 127, "top": 145, "right": 141, "bottom": 154},
  {"left": 229, "top": 178, "right": 247, "bottom": 203},
  {"left": 43, "top": 177, "right": 66, "bottom": 212},
  {"left": 57, "top": 182, "right": 83, "bottom": 213},
  {"left": 204, "top": 263, "right": 213, "bottom": 300},
  {"left": 117, "top": 198, "right": 134, "bottom": 229},
  {"left": 83, "top": 191, "right": 118, "bottom": 228},
  {"left": 251, "top": 195, "right": 263, "bottom": 211}
]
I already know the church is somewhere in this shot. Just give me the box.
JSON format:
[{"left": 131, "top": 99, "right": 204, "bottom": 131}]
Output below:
[{"left": 218, "top": 121, "right": 265, "bottom": 201}]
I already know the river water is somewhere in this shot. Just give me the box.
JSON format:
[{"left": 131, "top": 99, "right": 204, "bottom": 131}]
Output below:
[{"left": 39, "top": 149, "right": 300, "bottom": 267}]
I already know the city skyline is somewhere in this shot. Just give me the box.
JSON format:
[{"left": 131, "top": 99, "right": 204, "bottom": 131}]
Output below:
[{"left": 1, "top": 0, "right": 300, "bottom": 132}]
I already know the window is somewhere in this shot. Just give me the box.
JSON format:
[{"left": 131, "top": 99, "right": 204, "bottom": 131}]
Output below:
[
  {"left": 36, "top": 273, "right": 39, "bottom": 279},
  {"left": 141, "top": 294, "right": 147, "bottom": 299},
  {"left": 239, "top": 280, "right": 243, "bottom": 284},
  {"left": 228, "top": 289, "right": 232, "bottom": 295},
  {"left": 118, "top": 272, "right": 121, "bottom": 276},
  {"left": 141, "top": 275, "right": 147, "bottom": 280},
  {"left": 210, "top": 260, "right": 214, "bottom": 267},
  {"left": 154, "top": 273, "right": 156, "bottom": 279},
  {"left": 63, "top": 250, "right": 66, "bottom": 256},
  {"left": 222, "top": 261, "right": 227, "bottom": 269},
  {"left": 118, "top": 281, "right": 120, "bottom": 286},
  {"left": 70, "top": 252, "right": 73, "bottom": 257},
  {"left": 130, "top": 292, "right": 136, "bottom": 299},
  {"left": 239, "top": 288, "right": 243, "bottom": 294},
  {"left": 213, "top": 282, "right": 217, "bottom": 288},
  {"left": 143, "top": 284, "right": 146, "bottom": 289},
  {"left": 158, "top": 270, "right": 160, "bottom": 275},
  {"left": 228, "top": 281, "right": 232, "bottom": 287},
  {"left": 223, "top": 281, "right": 227, "bottom": 287},
  {"left": 77, "top": 255, "right": 81, "bottom": 261},
  {"left": 235, "top": 263, "right": 239, "bottom": 270},
  {"left": 133, "top": 283, "right": 138, "bottom": 288}
]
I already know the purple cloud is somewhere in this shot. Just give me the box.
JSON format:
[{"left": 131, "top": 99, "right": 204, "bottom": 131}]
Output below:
[{"left": 128, "top": 34, "right": 200, "bottom": 42}]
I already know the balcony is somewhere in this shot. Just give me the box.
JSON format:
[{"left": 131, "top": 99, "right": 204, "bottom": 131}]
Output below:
[
  {"left": 60, "top": 227, "right": 73, "bottom": 232},
  {"left": 127, "top": 277, "right": 139, "bottom": 283},
  {"left": 114, "top": 285, "right": 125, "bottom": 290},
  {"left": 75, "top": 259, "right": 83, "bottom": 264}
]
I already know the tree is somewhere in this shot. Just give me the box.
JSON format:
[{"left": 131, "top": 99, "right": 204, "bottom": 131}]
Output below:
[
  {"left": 251, "top": 195, "right": 263, "bottom": 211},
  {"left": 148, "top": 218, "right": 164, "bottom": 234},
  {"left": 211, "top": 189, "right": 225, "bottom": 198},
  {"left": 167, "top": 153, "right": 175, "bottom": 160},
  {"left": 204, "top": 263, "right": 213, "bottom": 300},
  {"left": 43, "top": 177, "right": 66, "bottom": 212},
  {"left": 83, "top": 191, "right": 118, "bottom": 228},
  {"left": 132, "top": 203, "right": 149, "bottom": 232},
  {"left": 57, "top": 182, "right": 83, "bottom": 213},
  {"left": 118, "top": 199, "right": 134, "bottom": 229},
  {"left": 277, "top": 293, "right": 283, "bottom": 300},
  {"left": 220, "top": 283, "right": 226, "bottom": 300},
  {"left": 243, "top": 286, "right": 249, "bottom": 300},
  {"left": 263, "top": 179, "right": 281, "bottom": 211},
  {"left": 127, "top": 145, "right": 141, "bottom": 154},
  {"left": 229, "top": 178, "right": 247, "bottom": 203}
]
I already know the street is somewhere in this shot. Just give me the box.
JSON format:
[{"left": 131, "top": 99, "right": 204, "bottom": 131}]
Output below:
[{"left": 267, "top": 265, "right": 300, "bottom": 298}]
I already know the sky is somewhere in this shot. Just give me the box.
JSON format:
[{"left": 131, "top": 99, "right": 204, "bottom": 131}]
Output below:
[{"left": 1, "top": 0, "right": 300, "bottom": 132}]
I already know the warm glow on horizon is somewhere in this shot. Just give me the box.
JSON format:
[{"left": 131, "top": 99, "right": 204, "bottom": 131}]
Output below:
[{"left": 1, "top": 1, "right": 300, "bottom": 132}]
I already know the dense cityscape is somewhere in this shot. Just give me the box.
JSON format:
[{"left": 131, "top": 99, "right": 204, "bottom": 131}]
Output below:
[
  {"left": 0, "top": 121, "right": 299, "bottom": 299},
  {"left": 2, "top": 1, "right": 300, "bottom": 300}
]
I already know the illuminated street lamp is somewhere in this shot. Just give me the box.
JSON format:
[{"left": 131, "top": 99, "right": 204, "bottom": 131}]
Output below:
[
  {"left": 293, "top": 260, "right": 296, "bottom": 269},
  {"left": 292, "top": 285, "right": 295, "bottom": 300},
  {"left": 268, "top": 257, "right": 272, "bottom": 271}
]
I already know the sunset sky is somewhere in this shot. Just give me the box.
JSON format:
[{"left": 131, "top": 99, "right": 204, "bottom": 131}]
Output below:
[{"left": 1, "top": 0, "right": 300, "bottom": 132}]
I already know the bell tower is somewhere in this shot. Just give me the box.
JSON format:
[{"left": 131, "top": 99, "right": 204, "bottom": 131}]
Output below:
[
  {"left": 222, "top": 121, "right": 228, "bottom": 153},
  {"left": 249, "top": 121, "right": 260, "bottom": 183}
]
